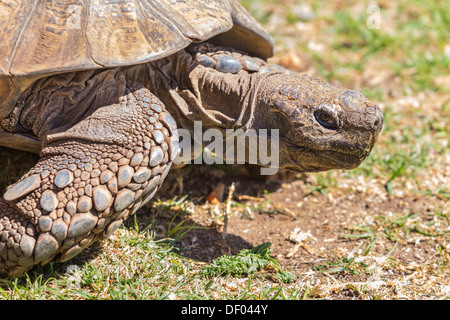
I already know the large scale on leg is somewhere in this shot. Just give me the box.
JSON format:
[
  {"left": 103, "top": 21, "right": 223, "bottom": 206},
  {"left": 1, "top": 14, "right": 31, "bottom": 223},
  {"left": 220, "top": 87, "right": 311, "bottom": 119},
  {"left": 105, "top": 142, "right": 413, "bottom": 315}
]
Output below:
[{"left": 0, "top": 85, "right": 179, "bottom": 276}]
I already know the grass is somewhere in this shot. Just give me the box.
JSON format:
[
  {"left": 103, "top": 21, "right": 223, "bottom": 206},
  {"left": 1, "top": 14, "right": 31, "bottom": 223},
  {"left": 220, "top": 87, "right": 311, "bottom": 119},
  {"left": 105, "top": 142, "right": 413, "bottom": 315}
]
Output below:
[
  {"left": 152, "top": 195, "right": 205, "bottom": 246},
  {"left": 303, "top": 172, "right": 337, "bottom": 197},
  {"left": 344, "top": 208, "right": 449, "bottom": 244},
  {"left": 310, "top": 0, "right": 450, "bottom": 95},
  {"left": 0, "top": 0, "right": 449, "bottom": 300},
  {"left": 199, "top": 242, "right": 295, "bottom": 283},
  {"left": 0, "top": 227, "right": 298, "bottom": 300}
]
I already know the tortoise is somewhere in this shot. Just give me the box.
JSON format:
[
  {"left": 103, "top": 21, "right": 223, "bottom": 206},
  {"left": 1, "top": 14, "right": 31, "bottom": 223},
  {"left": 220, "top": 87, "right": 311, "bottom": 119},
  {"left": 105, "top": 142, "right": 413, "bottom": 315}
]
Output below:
[{"left": 0, "top": 0, "right": 383, "bottom": 277}]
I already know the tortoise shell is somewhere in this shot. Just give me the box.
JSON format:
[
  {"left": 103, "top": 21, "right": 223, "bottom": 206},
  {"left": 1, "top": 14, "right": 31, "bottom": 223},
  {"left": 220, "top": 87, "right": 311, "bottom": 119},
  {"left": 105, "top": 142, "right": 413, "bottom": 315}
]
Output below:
[{"left": 0, "top": 0, "right": 274, "bottom": 118}]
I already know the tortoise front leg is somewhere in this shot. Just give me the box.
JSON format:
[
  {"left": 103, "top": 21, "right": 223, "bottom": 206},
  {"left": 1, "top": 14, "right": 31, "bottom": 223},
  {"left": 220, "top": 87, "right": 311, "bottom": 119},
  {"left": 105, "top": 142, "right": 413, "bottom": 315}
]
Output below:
[{"left": 0, "top": 85, "right": 179, "bottom": 277}]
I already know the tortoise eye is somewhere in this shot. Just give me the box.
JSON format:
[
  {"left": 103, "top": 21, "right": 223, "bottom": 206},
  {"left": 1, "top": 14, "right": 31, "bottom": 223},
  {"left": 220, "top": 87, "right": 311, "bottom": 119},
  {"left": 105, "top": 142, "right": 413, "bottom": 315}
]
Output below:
[{"left": 314, "top": 110, "right": 339, "bottom": 130}]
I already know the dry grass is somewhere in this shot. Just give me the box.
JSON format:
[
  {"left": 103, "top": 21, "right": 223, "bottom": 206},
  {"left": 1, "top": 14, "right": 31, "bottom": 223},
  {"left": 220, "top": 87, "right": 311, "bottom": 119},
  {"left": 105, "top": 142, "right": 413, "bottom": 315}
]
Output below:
[{"left": 0, "top": 0, "right": 448, "bottom": 300}]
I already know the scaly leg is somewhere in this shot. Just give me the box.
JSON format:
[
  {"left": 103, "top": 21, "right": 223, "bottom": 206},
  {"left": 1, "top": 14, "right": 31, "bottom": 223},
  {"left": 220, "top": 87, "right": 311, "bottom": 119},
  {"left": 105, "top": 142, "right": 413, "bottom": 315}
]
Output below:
[{"left": 0, "top": 84, "right": 179, "bottom": 277}]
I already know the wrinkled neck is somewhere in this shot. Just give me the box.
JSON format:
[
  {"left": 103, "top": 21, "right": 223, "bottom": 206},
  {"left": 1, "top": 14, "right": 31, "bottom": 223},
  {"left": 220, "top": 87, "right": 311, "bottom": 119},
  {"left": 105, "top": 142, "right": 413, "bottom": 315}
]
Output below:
[{"left": 146, "top": 49, "right": 263, "bottom": 134}]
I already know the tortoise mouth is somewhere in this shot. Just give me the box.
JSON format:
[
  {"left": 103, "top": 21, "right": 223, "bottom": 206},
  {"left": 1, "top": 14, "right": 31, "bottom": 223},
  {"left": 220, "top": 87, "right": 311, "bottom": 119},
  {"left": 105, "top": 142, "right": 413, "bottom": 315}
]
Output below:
[
  {"left": 283, "top": 141, "right": 367, "bottom": 172},
  {"left": 310, "top": 150, "right": 364, "bottom": 170}
]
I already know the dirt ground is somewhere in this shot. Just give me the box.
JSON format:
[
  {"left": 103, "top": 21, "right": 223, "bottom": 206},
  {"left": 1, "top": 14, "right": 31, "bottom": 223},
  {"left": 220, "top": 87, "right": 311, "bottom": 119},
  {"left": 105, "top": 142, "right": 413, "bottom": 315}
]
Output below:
[
  {"left": 144, "top": 162, "right": 449, "bottom": 299},
  {"left": 0, "top": 0, "right": 448, "bottom": 300}
]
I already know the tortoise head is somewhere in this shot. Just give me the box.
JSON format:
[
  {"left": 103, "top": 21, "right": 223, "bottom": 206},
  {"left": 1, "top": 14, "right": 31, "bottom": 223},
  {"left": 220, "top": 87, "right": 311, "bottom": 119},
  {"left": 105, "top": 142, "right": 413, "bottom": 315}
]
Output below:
[{"left": 257, "top": 72, "right": 383, "bottom": 172}]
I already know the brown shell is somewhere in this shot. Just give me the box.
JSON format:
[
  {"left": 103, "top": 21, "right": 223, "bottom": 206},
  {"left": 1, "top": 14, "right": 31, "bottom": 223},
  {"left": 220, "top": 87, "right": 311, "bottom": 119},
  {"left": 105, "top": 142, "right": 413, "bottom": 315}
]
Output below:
[{"left": 0, "top": 0, "right": 274, "bottom": 118}]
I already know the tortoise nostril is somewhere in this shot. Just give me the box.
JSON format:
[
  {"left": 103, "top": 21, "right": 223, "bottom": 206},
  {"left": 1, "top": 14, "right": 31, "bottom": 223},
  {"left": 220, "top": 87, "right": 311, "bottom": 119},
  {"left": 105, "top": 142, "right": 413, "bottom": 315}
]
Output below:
[
  {"left": 369, "top": 106, "right": 383, "bottom": 130},
  {"left": 373, "top": 113, "right": 384, "bottom": 130}
]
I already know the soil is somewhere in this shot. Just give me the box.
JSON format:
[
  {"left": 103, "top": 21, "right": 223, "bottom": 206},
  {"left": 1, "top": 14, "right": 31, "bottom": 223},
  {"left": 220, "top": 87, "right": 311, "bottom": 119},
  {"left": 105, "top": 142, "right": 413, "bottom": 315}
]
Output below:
[
  {"left": 0, "top": 134, "right": 447, "bottom": 300},
  {"left": 142, "top": 163, "right": 449, "bottom": 287}
]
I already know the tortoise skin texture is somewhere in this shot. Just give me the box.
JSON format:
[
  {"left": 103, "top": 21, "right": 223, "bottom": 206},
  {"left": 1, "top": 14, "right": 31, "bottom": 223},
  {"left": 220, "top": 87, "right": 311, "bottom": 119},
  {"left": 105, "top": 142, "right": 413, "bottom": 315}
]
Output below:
[{"left": 0, "top": 1, "right": 382, "bottom": 277}]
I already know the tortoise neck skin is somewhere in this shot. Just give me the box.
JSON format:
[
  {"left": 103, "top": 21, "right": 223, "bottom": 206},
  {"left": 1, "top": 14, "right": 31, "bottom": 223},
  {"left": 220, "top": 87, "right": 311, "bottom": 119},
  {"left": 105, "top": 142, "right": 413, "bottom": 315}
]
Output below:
[
  {"left": 148, "top": 43, "right": 383, "bottom": 172},
  {"left": 147, "top": 45, "right": 260, "bottom": 132}
]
